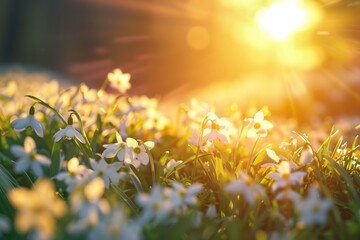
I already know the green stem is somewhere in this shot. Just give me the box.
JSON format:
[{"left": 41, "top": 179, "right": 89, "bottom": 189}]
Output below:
[
  {"left": 69, "top": 109, "right": 94, "bottom": 157},
  {"left": 246, "top": 137, "right": 261, "bottom": 174},
  {"left": 25, "top": 95, "right": 67, "bottom": 125},
  {"left": 191, "top": 116, "right": 208, "bottom": 181}
]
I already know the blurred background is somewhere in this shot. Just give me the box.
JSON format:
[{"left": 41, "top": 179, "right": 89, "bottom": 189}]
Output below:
[{"left": 1, "top": 0, "right": 360, "bottom": 121}]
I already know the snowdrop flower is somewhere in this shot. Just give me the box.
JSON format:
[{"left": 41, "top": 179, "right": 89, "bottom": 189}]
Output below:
[
  {"left": 168, "top": 181, "right": 203, "bottom": 208},
  {"left": 279, "top": 137, "right": 297, "bottom": 150},
  {"left": 102, "top": 132, "right": 126, "bottom": 161},
  {"left": 261, "top": 148, "right": 282, "bottom": 168},
  {"left": 164, "top": 159, "right": 183, "bottom": 174},
  {"left": 89, "top": 158, "right": 123, "bottom": 189},
  {"left": 202, "top": 113, "right": 232, "bottom": 146},
  {"left": 266, "top": 148, "right": 281, "bottom": 163},
  {"left": 184, "top": 99, "right": 211, "bottom": 125},
  {"left": 269, "top": 161, "right": 305, "bottom": 192},
  {"left": 8, "top": 179, "right": 67, "bottom": 240},
  {"left": 298, "top": 147, "right": 313, "bottom": 166},
  {"left": 125, "top": 138, "right": 154, "bottom": 167},
  {"left": 206, "top": 204, "right": 217, "bottom": 219},
  {"left": 70, "top": 205, "right": 137, "bottom": 240},
  {"left": 11, "top": 137, "right": 50, "bottom": 176},
  {"left": 296, "top": 186, "right": 332, "bottom": 227},
  {"left": 136, "top": 185, "right": 174, "bottom": 225},
  {"left": 55, "top": 157, "right": 92, "bottom": 192},
  {"left": 107, "top": 68, "right": 131, "bottom": 94},
  {"left": 225, "top": 173, "right": 265, "bottom": 206},
  {"left": 70, "top": 178, "right": 110, "bottom": 222},
  {"left": 68, "top": 207, "right": 103, "bottom": 240},
  {"left": 269, "top": 161, "right": 306, "bottom": 192},
  {"left": 143, "top": 108, "right": 170, "bottom": 132},
  {"left": 245, "top": 110, "right": 273, "bottom": 138},
  {"left": 11, "top": 105, "right": 45, "bottom": 137},
  {"left": 54, "top": 115, "right": 86, "bottom": 144},
  {"left": 79, "top": 207, "right": 141, "bottom": 240},
  {"left": 275, "top": 188, "right": 302, "bottom": 202}
]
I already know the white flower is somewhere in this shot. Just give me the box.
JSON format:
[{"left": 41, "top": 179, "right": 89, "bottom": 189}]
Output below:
[
  {"left": 269, "top": 161, "right": 306, "bottom": 192},
  {"left": 298, "top": 147, "right": 313, "bottom": 166},
  {"left": 11, "top": 105, "right": 45, "bottom": 137},
  {"left": 8, "top": 179, "right": 67, "bottom": 239},
  {"left": 168, "top": 181, "right": 203, "bottom": 208},
  {"left": 245, "top": 110, "right": 273, "bottom": 138},
  {"left": 55, "top": 157, "right": 91, "bottom": 192},
  {"left": 296, "top": 186, "right": 332, "bottom": 226},
  {"left": 125, "top": 138, "right": 154, "bottom": 167},
  {"left": 136, "top": 185, "right": 174, "bottom": 225},
  {"left": 225, "top": 173, "right": 265, "bottom": 206},
  {"left": 53, "top": 116, "right": 86, "bottom": 144},
  {"left": 201, "top": 113, "right": 232, "bottom": 146},
  {"left": 102, "top": 132, "right": 126, "bottom": 161},
  {"left": 70, "top": 178, "right": 110, "bottom": 221},
  {"left": 275, "top": 188, "right": 301, "bottom": 202},
  {"left": 206, "top": 204, "right": 217, "bottom": 218},
  {"left": 107, "top": 68, "right": 131, "bottom": 94},
  {"left": 266, "top": 148, "right": 280, "bottom": 163},
  {"left": 164, "top": 159, "right": 183, "bottom": 174},
  {"left": 184, "top": 99, "right": 211, "bottom": 125},
  {"left": 11, "top": 137, "right": 50, "bottom": 176},
  {"left": 89, "top": 158, "right": 123, "bottom": 189},
  {"left": 68, "top": 207, "right": 103, "bottom": 239}
]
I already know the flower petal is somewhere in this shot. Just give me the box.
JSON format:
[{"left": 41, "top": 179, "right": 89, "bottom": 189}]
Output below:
[
  {"left": 11, "top": 145, "right": 27, "bottom": 158},
  {"left": 254, "top": 110, "right": 264, "bottom": 122},
  {"left": 126, "top": 138, "right": 138, "bottom": 148},
  {"left": 262, "top": 120, "right": 273, "bottom": 129},
  {"left": 102, "top": 147, "right": 117, "bottom": 159},
  {"left": 31, "top": 162, "right": 43, "bottom": 176},
  {"left": 54, "top": 129, "right": 65, "bottom": 142},
  {"left": 11, "top": 118, "right": 29, "bottom": 130},
  {"left": 14, "top": 159, "right": 30, "bottom": 173},
  {"left": 36, "top": 154, "right": 51, "bottom": 165},
  {"left": 116, "top": 132, "right": 123, "bottom": 143},
  {"left": 30, "top": 119, "right": 45, "bottom": 137},
  {"left": 24, "top": 137, "right": 36, "bottom": 153},
  {"left": 116, "top": 149, "right": 125, "bottom": 161},
  {"left": 74, "top": 130, "right": 86, "bottom": 144},
  {"left": 144, "top": 141, "right": 155, "bottom": 150}
]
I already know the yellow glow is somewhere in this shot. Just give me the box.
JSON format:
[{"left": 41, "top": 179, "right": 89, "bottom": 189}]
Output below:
[
  {"left": 256, "top": 0, "right": 312, "bottom": 40},
  {"left": 186, "top": 26, "right": 210, "bottom": 50}
]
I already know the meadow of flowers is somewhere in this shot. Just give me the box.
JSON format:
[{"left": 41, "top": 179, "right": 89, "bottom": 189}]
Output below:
[{"left": 1, "top": 69, "right": 360, "bottom": 240}]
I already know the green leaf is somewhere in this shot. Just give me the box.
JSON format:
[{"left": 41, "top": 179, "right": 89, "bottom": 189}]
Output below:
[
  {"left": 252, "top": 145, "right": 271, "bottom": 167},
  {"left": 50, "top": 140, "right": 62, "bottom": 177},
  {"left": 129, "top": 164, "right": 149, "bottom": 192},
  {"left": 156, "top": 151, "right": 169, "bottom": 182},
  {"left": 324, "top": 155, "right": 360, "bottom": 206},
  {"left": 129, "top": 174, "right": 144, "bottom": 193},
  {"left": 0, "top": 164, "right": 19, "bottom": 192},
  {"left": 91, "top": 129, "right": 100, "bottom": 156},
  {"left": 111, "top": 183, "right": 139, "bottom": 215}
]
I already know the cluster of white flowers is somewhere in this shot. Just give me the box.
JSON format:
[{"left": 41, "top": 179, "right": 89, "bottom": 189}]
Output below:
[
  {"left": 136, "top": 182, "right": 202, "bottom": 226},
  {"left": 102, "top": 132, "right": 155, "bottom": 168}
]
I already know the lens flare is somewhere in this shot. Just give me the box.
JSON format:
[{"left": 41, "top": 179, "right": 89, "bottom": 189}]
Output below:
[{"left": 256, "top": 0, "right": 317, "bottom": 40}]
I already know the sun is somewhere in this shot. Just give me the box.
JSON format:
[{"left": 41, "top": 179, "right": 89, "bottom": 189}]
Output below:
[{"left": 256, "top": 0, "right": 314, "bottom": 40}]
